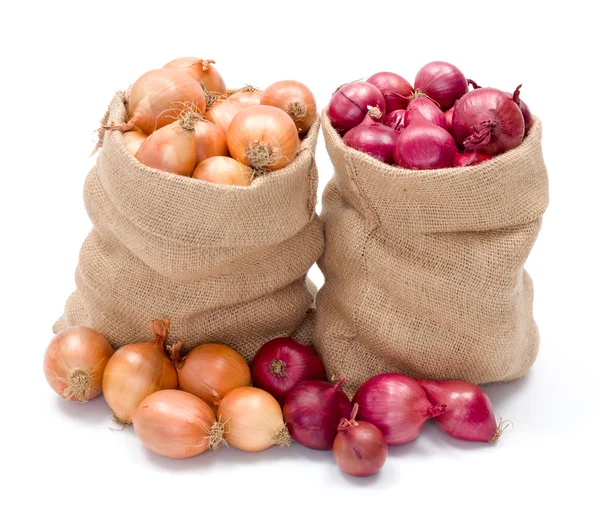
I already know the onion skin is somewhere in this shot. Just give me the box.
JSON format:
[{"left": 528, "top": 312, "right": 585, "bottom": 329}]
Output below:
[
  {"left": 454, "top": 152, "right": 492, "bottom": 167},
  {"left": 444, "top": 105, "right": 455, "bottom": 134},
  {"left": 418, "top": 379, "right": 506, "bottom": 443},
  {"left": 381, "top": 109, "right": 405, "bottom": 133},
  {"left": 508, "top": 86, "right": 533, "bottom": 133},
  {"left": 283, "top": 380, "right": 352, "bottom": 450},
  {"left": 122, "top": 131, "right": 147, "bottom": 155},
  {"left": 352, "top": 373, "right": 446, "bottom": 445},
  {"left": 328, "top": 82, "right": 386, "bottom": 133},
  {"left": 133, "top": 390, "right": 223, "bottom": 458},
  {"left": 414, "top": 61, "right": 468, "bottom": 111},
  {"left": 192, "top": 156, "right": 252, "bottom": 186},
  {"left": 452, "top": 87, "right": 525, "bottom": 156},
  {"left": 260, "top": 80, "right": 317, "bottom": 135},
  {"left": 343, "top": 124, "right": 398, "bottom": 164},
  {"left": 394, "top": 111, "right": 457, "bottom": 170},
  {"left": 404, "top": 96, "right": 447, "bottom": 129},
  {"left": 193, "top": 118, "right": 229, "bottom": 163},
  {"left": 334, "top": 405, "right": 388, "bottom": 477},
  {"left": 43, "top": 327, "right": 113, "bottom": 402},
  {"left": 163, "top": 57, "right": 227, "bottom": 96},
  {"left": 367, "top": 71, "right": 413, "bottom": 113},
  {"left": 205, "top": 99, "right": 245, "bottom": 133},
  {"left": 251, "top": 337, "right": 326, "bottom": 406},
  {"left": 229, "top": 89, "right": 263, "bottom": 107}
]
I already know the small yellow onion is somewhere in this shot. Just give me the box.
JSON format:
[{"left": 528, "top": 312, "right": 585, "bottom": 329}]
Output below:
[
  {"left": 217, "top": 387, "right": 291, "bottom": 452},
  {"left": 122, "top": 130, "right": 147, "bottom": 155},
  {"left": 193, "top": 117, "right": 229, "bottom": 164},
  {"left": 260, "top": 80, "right": 317, "bottom": 135},
  {"left": 170, "top": 343, "right": 251, "bottom": 411},
  {"left": 102, "top": 318, "right": 178, "bottom": 425},
  {"left": 205, "top": 99, "right": 245, "bottom": 133},
  {"left": 163, "top": 57, "right": 227, "bottom": 97},
  {"left": 227, "top": 105, "right": 300, "bottom": 171},
  {"left": 228, "top": 86, "right": 263, "bottom": 107},
  {"left": 192, "top": 156, "right": 252, "bottom": 186},
  {"left": 133, "top": 390, "right": 224, "bottom": 458},
  {"left": 43, "top": 327, "right": 114, "bottom": 402}
]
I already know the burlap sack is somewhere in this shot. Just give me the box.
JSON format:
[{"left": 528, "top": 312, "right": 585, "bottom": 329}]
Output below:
[
  {"left": 315, "top": 111, "right": 549, "bottom": 395},
  {"left": 54, "top": 93, "right": 324, "bottom": 359}
]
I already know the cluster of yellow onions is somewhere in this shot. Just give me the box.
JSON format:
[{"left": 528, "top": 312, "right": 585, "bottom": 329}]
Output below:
[
  {"left": 44, "top": 321, "right": 290, "bottom": 458},
  {"left": 111, "top": 57, "right": 317, "bottom": 186}
]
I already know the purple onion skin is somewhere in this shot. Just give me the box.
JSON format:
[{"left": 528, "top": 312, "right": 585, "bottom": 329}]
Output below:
[
  {"left": 444, "top": 105, "right": 455, "bottom": 134},
  {"left": 454, "top": 152, "right": 492, "bottom": 167},
  {"left": 414, "top": 61, "right": 468, "bottom": 111},
  {"left": 381, "top": 109, "right": 406, "bottom": 132},
  {"left": 505, "top": 90, "right": 533, "bottom": 133},
  {"left": 394, "top": 111, "right": 457, "bottom": 170},
  {"left": 452, "top": 88, "right": 525, "bottom": 156},
  {"left": 284, "top": 380, "right": 352, "bottom": 451},
  {"left": 333, "top": 420, "right": 388, "bottom": 477},
  {"left": 328, "top": 82, "right": 386, "bottom": 134},
  {"left": 404, "top": 96, "right": 447, "bottom": 130},
  {"left": 367, "top": 71, "right": 413, "bottom": 112},
  {"left": 343, "top": 125, "right": 398, "bottom": 164}
]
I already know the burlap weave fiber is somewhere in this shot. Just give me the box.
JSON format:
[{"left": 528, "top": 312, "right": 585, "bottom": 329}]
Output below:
[
  {"left": 54, "top": 93, "right": 324, "bottom": 359},
  {"left": 315, "top": 111, "right": 549, "bottom": 395}
]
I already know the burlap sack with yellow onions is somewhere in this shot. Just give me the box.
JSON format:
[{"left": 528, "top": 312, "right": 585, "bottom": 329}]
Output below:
[
  {"left": 54, "top": 93, "right": 324, "bottom": 358},
  {"left": 315, "top": 111, "right": 549, "bottom": 395}
]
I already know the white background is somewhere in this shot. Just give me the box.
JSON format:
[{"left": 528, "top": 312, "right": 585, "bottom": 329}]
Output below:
[{"left": 1, "top": 1, "right": 598, "bottom": 512}]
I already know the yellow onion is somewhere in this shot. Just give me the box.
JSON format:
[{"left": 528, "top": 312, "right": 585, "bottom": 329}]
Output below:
[
  {"left": 192, "top": 156, "right": 252, "bottom": 186},
  {"left": 102, "top": 318, "right": 178, "bottom": 425},
  {"left": 43, "top": 327, "right": 114, "bottom": 402},
  {"left": 217, "top": 387, "right": 291, "bottom": 452},
  {"left": 193, "top": 117, "right": 229, "bottom": 164},
  {"left": 260, "top": 80, "right": 317, "bottom": 135},
  {"left": 205, "top": 99, "right": 245, "bottom": 133},
  {"left": 228, "top": 86, "right": 263, "bottom": 107},
  {"left": 163, "top": 57, "right": 227, "bottom": 96},
  {"left": 122, "top": 130, "right": 147, "bottom": 155}
]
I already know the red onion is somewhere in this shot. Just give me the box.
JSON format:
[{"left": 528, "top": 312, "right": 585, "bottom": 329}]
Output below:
[
  {"left": 454, "top": 152, "right": 492, "bottom": 167},
  {"left": 394, "top": 111, "right": 457, "bottom": 170},
  {"left": 414, "top": 61, "right": 468, "bottom": 111},
  {"left": 251, "top": 337, "right": 326, "bottom": 406},
  {"left": 328, "top": 82, "right": 386, "bottom": 133},
  {"left": 444, "top": 105, "right": 455, "bottom": 134},
  {"left": 381, "top": 109, "right": 405, "bottom": 133},
  {"left": 367, "top": 71, "right": 413, "bottom": 112},
  {"left": 418, "top": 379, "right": 510, "bottom": 443},
  {"left": 358, "top": 106, "right": 384, "bottom": 127},
  {"left": 452, "top": 87, "right": 525, "bottom": 156},
  {"left": 283, "top": 379, "right": 352, "bottom": 450},
  {"left": 352, "top": 373, "right": 446, "bottom": 445},
  {"left": 333, "top": 404, "right": 388, "bottom": 477},
  {"left": 509, "top": 85, "right": 533, "bottom": 134},
  {"left": 404, "top": 96, "right": 447, "bottom": 129},
  {"left": 343, "top": 124, "right": 398, "bottom": 164}
]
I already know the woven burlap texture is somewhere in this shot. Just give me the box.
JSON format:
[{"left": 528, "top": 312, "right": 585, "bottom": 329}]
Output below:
[
  {"left": 54, "top": 93, "right": 324, "bottom": 359},
  {"left": 315, "top": 111, "right": 549, "bottom": 395}
]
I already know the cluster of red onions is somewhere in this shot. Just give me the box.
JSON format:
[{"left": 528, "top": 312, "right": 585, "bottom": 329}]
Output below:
[
  {"left": 108, "top": 57, "right": 317, "bottom": 185},
  {"left": 328, "top": 61, "right": 532, "bottom": 170}
]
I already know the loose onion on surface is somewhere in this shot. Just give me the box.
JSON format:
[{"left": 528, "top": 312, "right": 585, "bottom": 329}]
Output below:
[
  {"left": 192, "top": 156, "right": 252, "bottom": 186},
  {"left": 44, "top": 327, "right": 114, "bottom": 402},
  {"left": 261, "top": 80, "right": 317, "bottom": 135}
]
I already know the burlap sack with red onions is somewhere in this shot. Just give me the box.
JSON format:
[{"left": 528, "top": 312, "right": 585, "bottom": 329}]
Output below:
[
  {"left": 54, "top": 93, "right": 324, "bottom": 358},
  {"left": 315, "top": 111, "right": 549, "bottom": 395}
]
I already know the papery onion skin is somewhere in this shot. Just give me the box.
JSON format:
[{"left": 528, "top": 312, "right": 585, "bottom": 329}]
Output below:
[
  {"left": 251, "top": 337, "right": 326, "bottom": 406},
  {"left": 367, "top": 71, "right": 413, "bottom": 112},
  {"left": 418, "top": 379, "right": 506, "bottom": 443},
  {"left": 193, "top": 118, "right": 229, "bottom": 163},
  {"left": 124, "top": 68, "right": 207, "bottom": 135},
  {"left": 444, "top": 105, "right": 455, "bottom": 134},
  {"left": 261, "top": 80, "right": 317, "bottom": 135},
  {"left": 218, "top": 387, "right": 291, "bottom": 452},
  {"left": 102, "top": 319, "right": 178, "bottom": 425},
  {"left": 352, "top": 373, "right": 446, "bottom": 445},
  {"left": 454, "top": 152, "right": 492, "bottom": 167},
  {"left": 229, "top": 88, "right": 263, "bottom": 107},
  {"left": 227, "top": 105, "right": 299, "bottom": 171},
  {"left": 205, "top": 99, "right": 246, "bottom": 133},
  {"left": 44, "top": 327, "right": 114, "bottom": 402},
  {"left": 508, "top": 85, "right": 533, "bottom": 134},
  {"left": 328, "top": 82, "right": 386, "bottom": 133},
  {"left": 122, "top": 131, "right": 147, "bottom": 155},
  {"left": 381, "top": 109, "right": 406, "bottom": 133},
  {"left": 343, "top": 124, "right": 398, "bottom": 164},
  {"left": 283, "top": 379, "right": 352, "bottom": 450},
  {"left": 163, "top": 57, "right": 227, "bottom": 96},
  {"left": 414, "top": 61, "right": 468, "bottom": 111},
  {"left": 452, "top": 87, "right": 525, "bottom": 156},
  {"left": 333, "top": 405, "right": 388, "bottom": 477},
  {"left": 404, "top": 96, "right": 447, "bottom": 129},
  {"left": 192, "top": 156, "right": 252, "bottom": 186},
  {"left": 394, "top": 111, "right": 457, "bottom": 170},
  {"left": 133, "top": 390, "right": 223, "bottom": 458}
]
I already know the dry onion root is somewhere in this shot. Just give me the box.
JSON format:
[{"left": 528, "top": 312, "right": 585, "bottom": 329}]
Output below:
[
  {"left": 260, "top": 80, "right": 317, "bottom": 135},
  {"left": 228, "top": 85, "right": 263, "bottom": 107}
]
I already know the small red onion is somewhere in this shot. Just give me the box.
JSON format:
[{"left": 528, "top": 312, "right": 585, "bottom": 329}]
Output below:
[
  {"left": 381, "top": 109, "right": 405, "bottom": 133},
  {"left": 358, "top": 106, "right": 384, "bottom": 127},
  {"left": 394, "top": 111, "right": 457, "bottom": 170},
  {"left": 283, "top": 379, "right": 352, "bottom": 450},
  {"left": 414, "top": 61, "right": 468, "bottom": 111},
  {"left": 251, "top": 337, "right": 326, "bottom": 406},
  {"left": 352, "top": 373, "right": 446, "bottom": 445},
  {"left": 444, "top": 105, "right": 455, "bottom": 134},
  {"left": 418, "top": 379, "right": 510, "bottom": 443},
  {"left": 367, "top": 71, "right": 413, "bottom": 112},
  {"left": 452, "top": 87, "right": 525, "bottom": 155},
  {"left": 333, "top": 404, "right": 388, "bottom": 477},
  {"left": 508, "top": 85, "right": 533, "bottom": 134},
  {"left": 404, "top": 96, "right": 447, "bottom": 129},
  {"left": 343, "top": 124, "right": 398, "bottom": 164},
  {"left": 328, "top": 82, "right": 386, "bottom": 133},
  {"left": 454, "top": 152, "right": 492, "bottom": 167}
]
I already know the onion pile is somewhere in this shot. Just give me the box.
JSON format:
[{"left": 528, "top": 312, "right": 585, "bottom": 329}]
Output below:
[
  {"left": 328, "top": 61, "right": 533, "bottom": 168},
  {"left": 105, "top": 57, "right": 317, "bottom": 185}
]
